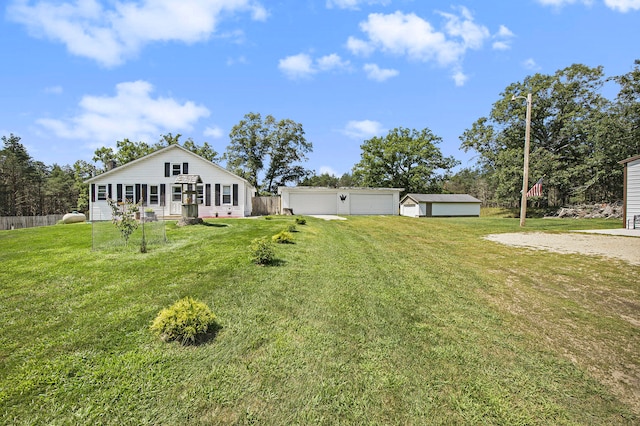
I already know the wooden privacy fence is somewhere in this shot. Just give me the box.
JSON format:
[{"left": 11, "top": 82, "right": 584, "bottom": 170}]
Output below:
[
  {"left": 0, "top": 215, "right": 64, "bottom": 230},
  {"left": 252, "top": 196, "right": 280, "bottom": 216}
]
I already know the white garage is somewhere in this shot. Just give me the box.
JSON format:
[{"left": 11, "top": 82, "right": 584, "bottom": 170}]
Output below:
[
  {"left": 278, "top": 187, "right": 402, "bottom": 216},
  {"left": 400, "top": 194, "right": 481, "bottom": 217}
]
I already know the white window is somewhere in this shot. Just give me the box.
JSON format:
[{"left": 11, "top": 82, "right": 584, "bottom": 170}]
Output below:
[
  {"left": 197, "top": 185, "right": 204, "bottom": 204},
  {"left": 172, "top": 186, "right": 182, "bottom": 202},
  {"left": 97, "top": 185, "right": 107, "bottom": 201},
  {"left": 149, "top": 185, "right": 159, "bottom": 205},
  {"left": 222, "top": 185, "right": 231, "bottom": 204},
  {"left": 172, "top": 163, "right": 181, "bottom": 176},
  {"left": 125, "top": 185, "right": 134, "bottom": 203}
]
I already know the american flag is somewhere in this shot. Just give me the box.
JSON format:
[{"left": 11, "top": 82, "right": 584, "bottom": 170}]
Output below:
[{"left": 526, "top": 178, "right": 543, "bottom": 198}]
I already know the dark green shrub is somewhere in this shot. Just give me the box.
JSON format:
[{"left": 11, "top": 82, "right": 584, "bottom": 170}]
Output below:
[
  {"left": 264, "top": 216, "right": 273, "bottom": 220},
  {"left": 150, "top": 297, "right": 218, "bottom": 345},
  {"left": 287, "top": 223, "right": 297, "bottom": 232},
  {"left": 250, "top": 237, "right": 275, "bottom": 265},
  {"left": 295, "top": 217, "right": 306, "bottom": 225},
  {"left": 272, "top": 230, "right": 294, "bottom": 244}
]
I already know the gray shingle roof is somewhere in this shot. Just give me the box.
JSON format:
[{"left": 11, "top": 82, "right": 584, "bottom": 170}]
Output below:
[{"left": 403, "top": 194, "right": 481, "bottom": 203}]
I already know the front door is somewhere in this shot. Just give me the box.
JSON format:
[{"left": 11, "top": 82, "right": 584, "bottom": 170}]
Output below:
[{"left": 170, "top": 185, "right": 182, "bottom": 215}]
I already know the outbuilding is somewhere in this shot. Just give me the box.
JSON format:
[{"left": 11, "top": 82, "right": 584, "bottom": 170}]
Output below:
[
  {"left": 619, "top": 154, "right": 640, "bottom": 228},
  {"left": 400, "top": 194, "right": 481, "bottom": 217},
  {"left": 278, "top": 186, "right": 403, "bottom": 216},
  {"left": 85, "top": 144, "right": 256, "bottom": 220}
]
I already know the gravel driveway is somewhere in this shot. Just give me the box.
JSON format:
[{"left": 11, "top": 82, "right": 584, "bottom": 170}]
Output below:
[{"left": 484, "top": 231, "right": 640, "bottom": 266}]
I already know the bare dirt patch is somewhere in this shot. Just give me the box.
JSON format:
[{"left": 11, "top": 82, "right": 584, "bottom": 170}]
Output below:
[{"left": 484, "top": 232, "right": 640, "bottom": 266}]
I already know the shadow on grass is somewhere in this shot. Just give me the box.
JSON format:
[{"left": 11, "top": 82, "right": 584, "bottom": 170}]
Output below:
[{"left": 201, "top": 222, "right": 228, "bottom": 228}]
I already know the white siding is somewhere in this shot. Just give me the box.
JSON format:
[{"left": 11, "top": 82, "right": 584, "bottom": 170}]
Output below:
[
  {"left": 431, "top": 202, "right": 481, "bottom": 217},
  {"left": 87, "top": 146, "right": 254, "bottom": 220},
  {"left": 400, "top": 203, "right": 419, "bottom": 217},
  {"left": 351, "top": 194, "right": 395, "bottom": 215},
  {"left": 289, "top": 193, "right": 336, "bottom": 215},
  {"left": 627, "top": 158, "right": 640, "bottom": 221},
  {"left": 279, "top": 187, "right": 402, "bottom": 215}
]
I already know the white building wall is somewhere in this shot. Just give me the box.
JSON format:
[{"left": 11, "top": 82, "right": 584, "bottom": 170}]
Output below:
[
  {"left": 627, "top": 158, "right": 640, "bottom": 222},
  {"left": 431, "top": 202, "right": 481, "bottom": 217},
  {"left": 87, "top": 146, "right": 254, "bottom": 220}
]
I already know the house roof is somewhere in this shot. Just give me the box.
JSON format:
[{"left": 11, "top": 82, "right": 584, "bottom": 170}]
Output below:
[
  {"left": 85, "top": 144, "right": 255, "bottom": 189},
  {"left": 619, "top": 154, "right": 640, "bottom": 165},
  {"left": 402, "top": 193, "right": 481, "bottom": 203}
]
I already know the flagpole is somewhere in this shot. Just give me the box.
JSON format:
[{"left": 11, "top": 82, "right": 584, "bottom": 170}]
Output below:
[{"left": 512, "top": 93, "right": 532, "bottom": 227}]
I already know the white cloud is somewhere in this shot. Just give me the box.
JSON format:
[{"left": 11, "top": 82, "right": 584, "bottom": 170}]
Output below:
[
  {"left": 204, "top": 126, "right": 224, "bottom": 139},
  {"left": 317, "top": 53, "right": 351, "bottom": 71},
  {"left": 346, "top": 8, "right": 490, "bottom": 85},
  {"left": 343, "top": 120, "right": 385, "bottom": 139},
  {"left": 36, "top": 80, "right": 210, "bottom": 148},
  {"left": 523, "top": 58, "right": 541, "bottom": 70},
  {"left": 7, "top": 0, "right": 268, "bottom": 67},
  {"left": 536, "top": 0, "right": 640, "bottom": 12},
  {"left": 279, "top": 52, "right": 350, "bottom": 79},
  {"left": 326, "top": 0, "right": 390, "bottom": 10},
  {"left": 278, "top": 53, "right": 316, "bottom": 79},
  {"left": 603, "top": 0, "right": 640, "bottom": 12},
  {"left": 363, "top": 63, "right": 399, "bottom": 82},
  {"left": 451, "top": 70, "right": 468, "bottom": 87},
  {"left": 492, "top": 25, "right": 515, "bottom": 50},
  {"left": 346, "top": 36, "right": 375, "bottom": 56}
]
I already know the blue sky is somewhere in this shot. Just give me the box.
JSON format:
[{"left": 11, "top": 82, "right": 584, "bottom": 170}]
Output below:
[{"left": 1, "top": 0, "right": 639, "bottom": 176}]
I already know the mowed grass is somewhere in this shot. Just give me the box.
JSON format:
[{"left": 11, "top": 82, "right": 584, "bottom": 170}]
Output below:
[{"left": 0, "top": 216, "right": 638, "bottom": 425}]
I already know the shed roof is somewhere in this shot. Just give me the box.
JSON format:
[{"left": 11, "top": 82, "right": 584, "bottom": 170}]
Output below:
[
  {"left": 619, "top": 154, "right": 640, "bottom": 165},
  {"left": 402, "top": 194, "right": 481, "bottom": 203},
  {"left": 174, "top": 174, "right": 203, "bottom": 184}
]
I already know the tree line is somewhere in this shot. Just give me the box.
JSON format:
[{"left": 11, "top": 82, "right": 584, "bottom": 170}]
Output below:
[{"left": 1, "top": 60, "right": 638, "bottom": 216}]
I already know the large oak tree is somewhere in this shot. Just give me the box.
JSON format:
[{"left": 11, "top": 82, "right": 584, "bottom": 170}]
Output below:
[
  {"left": 224, "top": 113, "right": 313, "bottom": 194},
  {"left": 352, "top": 127, "right": 458, "bottom": 194}
]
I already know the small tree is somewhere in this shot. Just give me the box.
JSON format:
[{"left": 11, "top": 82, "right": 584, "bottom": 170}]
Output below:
[{"left": 107, "top": 198, "right": 140, "bottom": 245}]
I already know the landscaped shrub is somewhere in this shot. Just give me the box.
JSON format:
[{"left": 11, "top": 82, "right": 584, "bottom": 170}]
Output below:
[
  {"left": 150, "top": 297, "right": 218, "bottom": 345},
  {"left": 295, "top": 217, "right": 306, "bottom": 225},
  {"left": 287, "top": 223, "right": 297, "bottom": 232},
  {"left": 250, "top": 237, "right": 275, "bottom": 265},
  {"left": 272, "top": 230, "right": 294, "bottom": 244}
]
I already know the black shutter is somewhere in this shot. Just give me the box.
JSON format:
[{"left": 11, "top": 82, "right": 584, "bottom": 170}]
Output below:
[
  {"left": 91, "top": 184, "right": 95, "bottom": 202},
  {"left": 164, "top": 162, "right": 170, "bottom": 177},
  {"left": 135, "top": 184, "right": 141, "bottom": 203},
  {"left": 160, "top": 184, "right": 166, "bottom": 206},
  {"left": 142, "top": 184, "right": 148, "bottom": 206},
  {"left": 233, "top": 184, "right": 239, "bottom": 206},
  {"left": 108, "top": 184, "right": 112, "bottom": 199},
  {"left": 215, "top": 184, "right": 221, "bottom": 206},
  {"left": 205, "top": 184, "right": 211, "bottom": 206},
  {"left": 117, "top": 184, "right": 123, "bottom": 202},
  {"left": 183, "top": 162, "right": 189, "bottom": 174}
]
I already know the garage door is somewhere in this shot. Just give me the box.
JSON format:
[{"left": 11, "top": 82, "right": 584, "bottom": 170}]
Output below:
[
  {"left": 350, "top": 194, "right": 395, "bottom": 215},
  {"left": 289, "top": 193, "right": 336, "bottom": 215}
]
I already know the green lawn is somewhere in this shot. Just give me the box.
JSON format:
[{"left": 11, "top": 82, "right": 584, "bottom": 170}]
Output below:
[{"left": 1, "top": 216, "right": 638, "bottom": 425}]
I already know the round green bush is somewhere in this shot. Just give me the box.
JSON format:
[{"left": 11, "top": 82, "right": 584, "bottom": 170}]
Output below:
[
  {"left": 150, "top": 297, "right": 218, "bottom": 345},
  {"left": 250, "top": 236, "right": 275, "bottom": 265},
  {"left": 272, "top": 230, "right": 294, "bottom": 244},
  {"left": 295, "top": 217, "right": 306, "bottom": 225}
]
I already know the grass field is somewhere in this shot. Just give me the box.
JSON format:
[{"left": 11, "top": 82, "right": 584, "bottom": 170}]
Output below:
[{"left": 1, "top": 215, "right": 638, "bottom": 425}]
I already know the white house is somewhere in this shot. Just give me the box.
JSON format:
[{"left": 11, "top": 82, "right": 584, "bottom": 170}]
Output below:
[
  {"left": 278, "top": 186, "right": 403, "bottom": 215},
  {"left": 619, "top": 154, "right": 640, "bottom": 228},
  {"left": 86, "top": 145, "right": 255, "bottom": 220},
  {"left": 400, "top": 194, "right": 481, "bottom": 217}
]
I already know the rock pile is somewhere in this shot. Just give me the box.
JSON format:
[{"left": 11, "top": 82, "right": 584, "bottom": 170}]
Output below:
[{"left": 550, "top": 202, "right": 623, "bottom": 219}]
